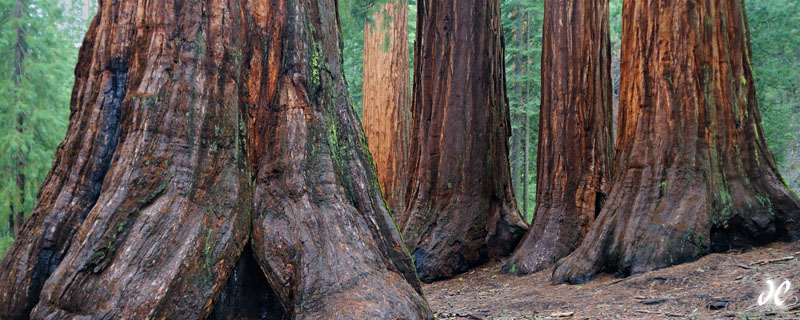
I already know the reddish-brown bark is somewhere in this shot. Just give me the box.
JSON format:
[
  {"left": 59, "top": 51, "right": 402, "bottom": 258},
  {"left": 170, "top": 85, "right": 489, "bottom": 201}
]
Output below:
[
  {"left": 552, "top": 0, "right": 800, "bottom": 284},
  {"left": 402, "top": 0, "right": 527, "bottom": 283},
  {"left": 0, "top": 0, "right": 432, "bottom": 318},
  {"left": 504, "top": 0, "right": 614, "bottom": 276},
  {"left": 362, "top": 0, "right": 411, "bottom": 217}
]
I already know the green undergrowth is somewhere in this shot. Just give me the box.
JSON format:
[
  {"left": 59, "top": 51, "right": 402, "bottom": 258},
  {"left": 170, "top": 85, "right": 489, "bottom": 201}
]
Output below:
[{"left": 0, "top": 236, "right": 13, "bottom": 259}]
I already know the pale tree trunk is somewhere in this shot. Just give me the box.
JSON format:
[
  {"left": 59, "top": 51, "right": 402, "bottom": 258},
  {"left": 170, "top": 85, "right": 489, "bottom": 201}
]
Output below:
[
  {"left": 0, "top": 0, "right": 432, "bottom": 319},
  {"left": 362, "top": 0, "right": 411, "bottom": 219},
  {"left": 553, "top": 0, "right": 800, "bottom": 284},
  {"left": 504, "top": 0, "right": 614, "bottom": 275},
  {"left": 403, "top": 0, "right": 527, "bottom": 283}
]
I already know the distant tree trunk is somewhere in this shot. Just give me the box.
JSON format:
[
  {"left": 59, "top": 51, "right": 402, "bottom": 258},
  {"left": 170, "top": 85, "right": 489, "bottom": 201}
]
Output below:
[
  {"left": 83, "top": 0, "right": 90, "bottom": 19},
  {"left": 782, "top": 114, "right": 800, "bottom": 194},
  {"left": 510, "top": 6, "right": 525, "bottom": 200},
  {"left": 0, "top": 0, "right": 432, "bottom": 318},
  {"left": 504, "top": 0, "right": 614, "bottom": 275},
  {"left": 511, "top": 115, "right": 521, "bottom": 198},
  {"left": 520, "top": 10, "right": 531, "bottom": 219},
  {"left": 403, "top": 0, "right": 527, "bottom": 283},
  {"left": 553, "top": 0, "right": 800, "bottom": 284},
  {"left": 11, "top": 0, "right": 27, "bottom": 239},
  {"left": 362, "top": 0, "right": 411, "bottom": 219},
  {"left": 521, "top": 113, "right": 529, "bottom": 216},
  {"left": 8, "top": 208, "right": 14, "bottom": 237}
]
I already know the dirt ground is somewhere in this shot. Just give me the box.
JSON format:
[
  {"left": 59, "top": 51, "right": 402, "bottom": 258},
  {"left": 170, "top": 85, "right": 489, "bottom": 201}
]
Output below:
[{"left": 424, "top": 241, "right": 800, "bottom": 319}]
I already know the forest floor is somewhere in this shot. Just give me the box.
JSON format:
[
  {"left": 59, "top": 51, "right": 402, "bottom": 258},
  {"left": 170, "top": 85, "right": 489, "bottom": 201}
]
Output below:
[{"left": 424, "top": 241, "right": 800, "bottom": 319}]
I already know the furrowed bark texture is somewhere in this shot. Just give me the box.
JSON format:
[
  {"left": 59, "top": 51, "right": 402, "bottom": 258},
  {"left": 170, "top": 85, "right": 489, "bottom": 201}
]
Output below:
[
  {"left": 403, "top": 0, "right": 527, "bottom": 283},
  {"left": 503, "top": 0, "right": 614, "bottom": 275},
  {"left": 552, "top": 0, "right": 800, "bottom": 284},
  {"left": 246, "top": 0, "right": 428, "bottom": 318},
  {"left": 362, "top": 0, "right": 411, "bottom": 217},
  {"left": 0, "top": 0, "right": 431, "bottom": 319}
]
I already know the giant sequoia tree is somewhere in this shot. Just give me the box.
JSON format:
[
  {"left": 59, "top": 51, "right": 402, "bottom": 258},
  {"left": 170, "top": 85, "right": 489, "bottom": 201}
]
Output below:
[
  {"left": 362, "top": 0, "right": 411, "bottom": 216},
  {"left": 402, "top": 0, "right": 527, "bottom": 282},
  {"left": 503, "top": 0, "right": 614, "bottom": 275},
  {"left": 552, "top": 0, "right": 800, "bottom": 284},
  {"left": 0, "top": 0, "right": 432, "bottom": 318}
]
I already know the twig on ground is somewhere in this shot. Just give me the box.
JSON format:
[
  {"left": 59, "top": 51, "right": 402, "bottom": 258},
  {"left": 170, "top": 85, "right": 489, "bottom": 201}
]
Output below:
[
  {"left": 634, "top": 310, "right": 658, "bottom": 315},
  {"left": 633, "top": 309, "right": 683, "bottom": 317},
  {"left": 550, "top": 311, "right": 574, "bottom": 318},
  {"left": 639, "top": 298, "right": 671, "bottom": 305},
  {"left": 664, "top": 312, "right": 686, "bottom": 317},
  {"left": 749, "top": 256, "right": 794, "bottom": 266}
]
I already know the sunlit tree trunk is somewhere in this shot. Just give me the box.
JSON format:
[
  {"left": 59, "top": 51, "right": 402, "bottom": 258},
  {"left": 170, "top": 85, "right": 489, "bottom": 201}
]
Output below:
[
  {"left": 553, "top": 0, "right": 800, "bottom": 284},
  {"left": 403, "top": 0, "right": 527, "bottom": 283},
  {"left": 0, "top": 0, "right": 432, "bottom": 318},
  {"left": 504, "top": 0, "right": 614, "bottom": 275},
  {"left": 362, "top": 0, "right": 411, "bottom": 218}
]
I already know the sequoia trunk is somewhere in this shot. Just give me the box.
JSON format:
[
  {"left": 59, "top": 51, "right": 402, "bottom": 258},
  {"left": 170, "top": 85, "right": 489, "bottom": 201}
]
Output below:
[
  {"left": 362, "top": 0, "right": 411, "bottom": 217},
  {"left": 503, "top": 0, "right": 614, "bottom": 275},
  {"left": 403, "top": 0, "right": 527, "bottom": 282},
  {"left": 0, "top": 0, "right": 431, "bottom": 319},
  {"left": 552, "top": 0, "right": 800, "bottom": 284}
]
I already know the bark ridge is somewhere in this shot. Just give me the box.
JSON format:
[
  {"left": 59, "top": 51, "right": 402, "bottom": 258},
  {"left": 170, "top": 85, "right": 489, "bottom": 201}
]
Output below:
[
  {"left": 403, "top": 0, "right": 527, "bottom": 283},
  {"left": 503, "top": 0, "right": 614, "bottom": 276},
  {"left": 0, "top": 0, "right": 432, "bottom": 319},
  {"left": 552, "top": 0, "right": 800, "bottom": 284}
]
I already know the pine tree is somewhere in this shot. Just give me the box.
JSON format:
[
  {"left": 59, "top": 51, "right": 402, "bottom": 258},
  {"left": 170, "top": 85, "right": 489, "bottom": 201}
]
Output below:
[{"left": 0, "top": 0, "right": 85, "bottom": 247}]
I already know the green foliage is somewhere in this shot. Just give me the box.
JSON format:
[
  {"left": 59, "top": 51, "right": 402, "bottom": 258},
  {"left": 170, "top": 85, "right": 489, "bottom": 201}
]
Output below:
[
  {"left": 339, "top": 0, "right": 366, "bottom": 117},
  {"left": 0, "top": 235, "right": 13, "bottom": 257},
  {"left": 0, "top": 0, "right": 796, "bottom": 261},
  {"left": 0, "top": 0, "right": 94, "bottom": 247},
  {"left": 339, "top": 0, "right": 413, "bottom": 118},
  {"left": 746, "top": 0, "right": 800, "bottom": 193},
  {"left": 501, "top": 0, "right": 544, "bottom": 220}
]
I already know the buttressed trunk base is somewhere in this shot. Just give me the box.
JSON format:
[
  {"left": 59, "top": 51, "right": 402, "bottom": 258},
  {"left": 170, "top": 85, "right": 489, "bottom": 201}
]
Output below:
[
  {"left": 0, "top": 0, "right": 432, "bottom": 319},
  {"left": 403, "top": 0, "right": 527, "bottom": 283},
  {"left": 503, "top": 0, "right": 614, "bottom": 276},
  {"left": 552, "top": 0, "right": 800, "bottom": 284}
]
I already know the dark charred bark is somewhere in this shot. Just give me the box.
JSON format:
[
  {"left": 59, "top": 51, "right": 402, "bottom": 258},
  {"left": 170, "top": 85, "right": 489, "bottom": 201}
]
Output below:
[
  {"left": 362, "top": 0, "right": 411, "bottom": 217},
  {"left": 552, "top": 0, "right": 800, "bottom": 284},
  {"left": 0, "top": 0, "right": 431, "bottom": 319},
  {"left": 503, "top": 0, "right": 614, "bottom": 275},
  {"left": 403, "top": 0, "right": 527, "bottom": 283}
]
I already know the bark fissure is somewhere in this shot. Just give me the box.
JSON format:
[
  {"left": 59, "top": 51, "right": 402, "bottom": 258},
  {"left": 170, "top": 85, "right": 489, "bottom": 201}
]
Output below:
[
  {"left": 0, "top": 0, "right": 431, "bottom": 319},
  {"left": 551, "top": 0, "right": 800, "bottom": 284},
  {"left": 503, "top": 0, "right": 614, "bottom": 276},
  {"left": 362, "top": 0, "right": 411, "bottom": 219},
  {"left": 402, "top": 0, "right": 527, "bottom": 283}
]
